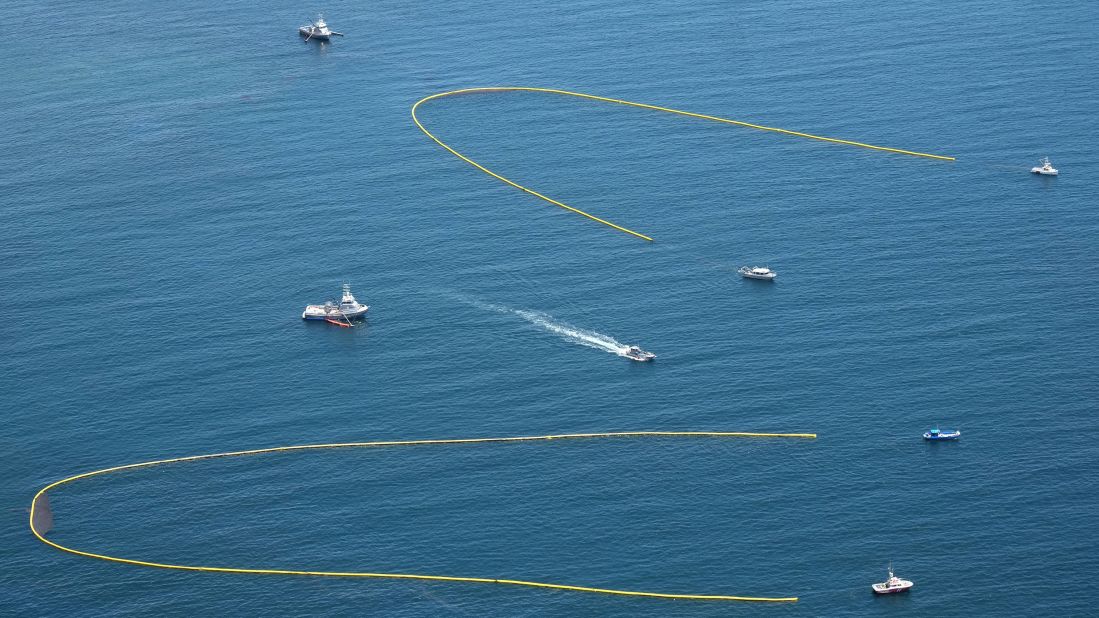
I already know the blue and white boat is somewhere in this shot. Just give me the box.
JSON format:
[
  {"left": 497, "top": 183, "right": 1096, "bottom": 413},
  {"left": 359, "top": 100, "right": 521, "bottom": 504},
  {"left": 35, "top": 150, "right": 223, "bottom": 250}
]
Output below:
[{"left": 923, "top": 427, "right": 961, "bottom": 441}]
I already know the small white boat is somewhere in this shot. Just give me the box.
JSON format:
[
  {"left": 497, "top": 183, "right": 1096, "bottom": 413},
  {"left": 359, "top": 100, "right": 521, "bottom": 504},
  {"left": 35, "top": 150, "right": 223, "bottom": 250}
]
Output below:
[
  {"left": 1031, "top": 157, "right": 1058, "bottom": 176},
  {"left": 623, "top": 345, "right": 656, "bottom": 362},
  {"left": 738, "top": 266, "right": 776, "bottom": 281},
  {"left": 299, "top": 16, "right": 343, "bottom": 41},
  {"left": 871, "top": 564, "right": 913, "bottom": 595},
  {"left": 303, "top": 283, "right": 369, "bottom": 322}
]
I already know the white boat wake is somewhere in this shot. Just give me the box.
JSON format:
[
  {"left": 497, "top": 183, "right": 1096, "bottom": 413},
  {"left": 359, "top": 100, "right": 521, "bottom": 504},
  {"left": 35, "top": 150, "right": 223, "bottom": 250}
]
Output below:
[
  {"left": 513, "top": 309, "right": 630, "bottom": 356},
  {"left": 458, "top": 296, "right": 632, "bottom": 357}
]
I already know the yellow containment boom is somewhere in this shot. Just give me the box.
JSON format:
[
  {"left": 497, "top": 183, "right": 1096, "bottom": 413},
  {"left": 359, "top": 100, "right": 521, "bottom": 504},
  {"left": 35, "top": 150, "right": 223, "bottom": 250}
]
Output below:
[
  {"left": 30, "top": 431, "right": 816, "bottom": 603},
  {"left": 411, "top": 87, "right": 955, "bottom": 241}
]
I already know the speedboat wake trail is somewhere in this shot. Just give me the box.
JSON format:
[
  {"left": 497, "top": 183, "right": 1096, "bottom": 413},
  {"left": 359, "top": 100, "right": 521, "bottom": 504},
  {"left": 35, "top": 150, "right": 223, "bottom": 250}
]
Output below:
[
  {"left": 513, "top": 309, "right": 626, "bottom": 356},
  {"left": 454, "top": 295, "right": 648, "bottom": 359}
]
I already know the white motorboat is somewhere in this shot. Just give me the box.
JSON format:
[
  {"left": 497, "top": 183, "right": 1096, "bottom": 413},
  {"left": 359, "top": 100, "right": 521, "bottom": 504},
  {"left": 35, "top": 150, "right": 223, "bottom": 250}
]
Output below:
[
  {"left": 738, "top": 266, "right": 776, "bottom": 281},
  {"left": 1031, "top": 157, "right": 1058, "bottom": 176},
  {"left": 302, "top": 283, "right": 369, "bottom": 322},
  {"left": 299, "top": 16, "right": 343, "bottom": 41},
  {"left": 871, "top": 564, "right": 913, "bottom": 595},
  {"left": 623, "top": 345, "right": 656, "bottom": 362}
]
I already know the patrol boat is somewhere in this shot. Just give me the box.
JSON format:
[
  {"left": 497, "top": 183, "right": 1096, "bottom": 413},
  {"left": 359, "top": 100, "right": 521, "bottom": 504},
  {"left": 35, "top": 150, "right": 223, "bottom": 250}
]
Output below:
[
  {"left": 302, "top": 283, "right": 369, "bottom": 322},
  {"left": 1031, "top": 157, "right": 1058, "bottom": 176},
  {"left": 739, "top": 266, "right": 776, "bottom": 281},
  {"left": 299, "top": 16, "right": 343, "bottom": 41},
  {"left": 871, "top": 564, "right": 913, "bottom": 594},
  {"left": 623, "top": 346, "right": 656, "bottom": 362}
]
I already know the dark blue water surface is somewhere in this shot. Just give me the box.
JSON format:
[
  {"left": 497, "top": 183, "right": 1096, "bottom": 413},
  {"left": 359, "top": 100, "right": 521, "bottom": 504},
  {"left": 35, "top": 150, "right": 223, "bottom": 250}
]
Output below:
[{"left": 3, "top": 0, "right": 1097, "bottom": 615}]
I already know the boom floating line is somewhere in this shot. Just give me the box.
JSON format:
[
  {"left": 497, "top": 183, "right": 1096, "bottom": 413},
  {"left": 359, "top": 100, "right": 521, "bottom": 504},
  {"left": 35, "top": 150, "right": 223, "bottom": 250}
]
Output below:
[
  {"left": 30, "top": 431, "right": 816, "bottom": 603},
  {"left": 411, "top": 87, "right": 956, "bottom": 241}
]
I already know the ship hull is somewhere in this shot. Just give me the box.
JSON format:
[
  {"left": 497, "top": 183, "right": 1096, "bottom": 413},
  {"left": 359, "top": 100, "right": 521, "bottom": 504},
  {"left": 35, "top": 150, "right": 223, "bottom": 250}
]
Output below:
[
  {"left": 872, "top": 585, "right": 912, "bottom": 594},
  {"left": 302, "top": 306, "right": 368, "bottom": 320},
  {"left": 299, "top": 28, "right": 330, "bottom": 40}
]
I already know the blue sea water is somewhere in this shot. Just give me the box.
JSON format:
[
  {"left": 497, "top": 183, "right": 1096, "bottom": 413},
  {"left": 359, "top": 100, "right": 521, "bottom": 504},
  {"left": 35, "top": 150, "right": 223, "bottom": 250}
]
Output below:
[{"left": 2, "top": 0, "right": 1098, "bottom": 615}]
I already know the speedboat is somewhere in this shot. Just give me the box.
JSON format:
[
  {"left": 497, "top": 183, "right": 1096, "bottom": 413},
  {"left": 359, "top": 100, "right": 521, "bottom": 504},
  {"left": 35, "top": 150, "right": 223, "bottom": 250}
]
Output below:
[
  {"left": 299, "top": 16, "right": 343, "bottom": 41},
  {"left": 303, "top": 283, "right": 369, "bottom": 322},
  {"left": 623, "top": 345, "right": 656, "bottom": 362},
  {"left": 871, "top": 564, "right": 913, "bottom": 594},
  {"left": 1031, "top": 157, "right": 1058, "bottom": 176},
  {"left": 924, "top": 427, "right": 961, "bottom": 441},
  {"left": 739, "top": 266, "right": 776, "bottom": 281}
]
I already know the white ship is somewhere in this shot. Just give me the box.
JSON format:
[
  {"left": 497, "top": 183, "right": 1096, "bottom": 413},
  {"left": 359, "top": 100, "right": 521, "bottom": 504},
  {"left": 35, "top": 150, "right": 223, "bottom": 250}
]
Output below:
[
  {"left": 871, "top": 564, "right": 913, "bottom": 595},
  {"left": 302, "top": 283, "right": 369, "bottom": 322},
  {"left": 623, "top": 346, "right": 656, "bottom": 362},
  {"left": 738, "top": 266, "right": 776, "bottom": 281},
  {"left": 299, "top": 16, "right": 343, "bottom": 41},
  {"left": 1031, "top": 157, "right": 1058, "bottom": 176}
]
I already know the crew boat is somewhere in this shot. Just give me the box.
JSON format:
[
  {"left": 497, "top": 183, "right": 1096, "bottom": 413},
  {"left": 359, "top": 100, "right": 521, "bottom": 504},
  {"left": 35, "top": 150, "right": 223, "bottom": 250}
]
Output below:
[
  {"left": 739, "top": 266, "right": 776, "bottom": 281},
  {"left": 871, "top": 564, "right": 914, "bottom": 594},
  {"left": 298, "top": 16, "right": 343, "bottom": 41},
  {"left": 924, "top": 427, "right": 961, "bottom": 441},
  {"left": 623, "top": 345, "right": 656, "bottom": 362},
  {"left": 302, "top": 283, "right": 369, "bottom": 324},
  {"left": 1031, "top": 157, "right": 1058, "bottom": 176}
]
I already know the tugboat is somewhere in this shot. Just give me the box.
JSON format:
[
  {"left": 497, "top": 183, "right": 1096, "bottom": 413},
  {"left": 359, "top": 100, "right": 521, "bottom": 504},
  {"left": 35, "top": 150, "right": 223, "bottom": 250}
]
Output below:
[
  {"left": 298, "top": 15, "right": 343, "bottom": 41},
  {"left": 623, "top": 345, "right": 656, "bottom": 362},
  {"left": 871, "top": 564, "right": 914, "bottom": 595},
  {"left": 1031, "top": 157, "right": 1058, "bottom": 176},
  {"left": 738, "top": 266, "right": 776, "bottom": 281},
  {"left": 923, "top": 427, "right": 961, "bottom": 441},
  {"left": 302, "top": 283, "right": 369, "bottom": 323}
]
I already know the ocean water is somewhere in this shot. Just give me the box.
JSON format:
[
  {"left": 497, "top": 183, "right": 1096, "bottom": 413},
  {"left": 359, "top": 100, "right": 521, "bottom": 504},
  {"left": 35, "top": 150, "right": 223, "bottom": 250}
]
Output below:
[{"left": 2, "top": 0, "right": 1097, "bottom": 615}]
